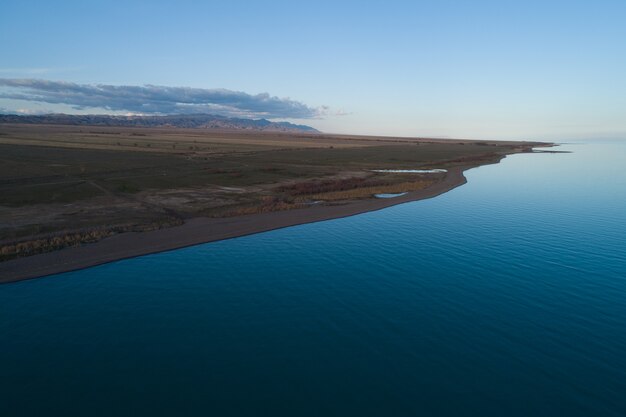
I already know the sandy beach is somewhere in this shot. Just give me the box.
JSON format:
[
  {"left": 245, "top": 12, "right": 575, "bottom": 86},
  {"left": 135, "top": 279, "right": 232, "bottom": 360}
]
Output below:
[{"left": 0, "top": 165, "right": 475, "bottom": 284}]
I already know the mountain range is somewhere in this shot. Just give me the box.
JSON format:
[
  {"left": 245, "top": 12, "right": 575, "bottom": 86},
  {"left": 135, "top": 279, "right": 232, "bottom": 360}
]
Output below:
[{"left": 0, "top": 113, "right": 319, "bottom": 133}]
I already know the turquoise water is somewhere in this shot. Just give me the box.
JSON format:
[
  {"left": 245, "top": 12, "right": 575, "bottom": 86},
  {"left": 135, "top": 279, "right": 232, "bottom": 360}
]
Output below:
[{"left": 1, "top": 141, "right": 626, "bottom": 416}]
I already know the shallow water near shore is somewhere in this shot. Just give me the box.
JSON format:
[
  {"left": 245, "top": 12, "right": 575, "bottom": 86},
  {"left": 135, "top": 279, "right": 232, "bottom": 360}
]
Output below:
[{"left": 1, "top": 140, "right": 626, "bottom": 416}]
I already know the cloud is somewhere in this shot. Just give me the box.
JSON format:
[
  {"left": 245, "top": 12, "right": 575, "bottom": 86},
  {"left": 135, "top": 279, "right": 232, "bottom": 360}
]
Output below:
[{"left": 0, "top": 78, "right": 324, "bottom": 119}]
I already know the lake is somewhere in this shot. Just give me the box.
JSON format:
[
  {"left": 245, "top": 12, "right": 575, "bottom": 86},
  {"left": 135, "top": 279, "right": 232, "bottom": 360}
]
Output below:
[{"left": 1, "top": 140, "right": 625, "bottom": 416}]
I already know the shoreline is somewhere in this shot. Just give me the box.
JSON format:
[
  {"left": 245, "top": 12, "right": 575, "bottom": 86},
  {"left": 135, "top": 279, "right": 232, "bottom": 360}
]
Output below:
[{"left": 0, "top": 156, "right": 511, "bottom": 284}]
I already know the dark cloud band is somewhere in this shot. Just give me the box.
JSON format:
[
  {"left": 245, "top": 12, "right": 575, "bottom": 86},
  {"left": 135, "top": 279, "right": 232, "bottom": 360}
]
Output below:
[{"left": 0, "top": 78, "right": 323, "bottom": 119}]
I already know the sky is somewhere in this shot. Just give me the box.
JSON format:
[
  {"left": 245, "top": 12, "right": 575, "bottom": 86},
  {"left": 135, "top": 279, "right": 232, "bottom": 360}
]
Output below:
[{"left": 1, "top": 0, "right": 625, "bottom": 140}]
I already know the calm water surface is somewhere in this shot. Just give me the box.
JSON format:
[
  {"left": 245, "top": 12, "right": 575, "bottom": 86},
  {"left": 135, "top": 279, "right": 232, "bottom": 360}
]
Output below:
[{"left": 1, "top": 141, "right": 625, "bottom": 416}]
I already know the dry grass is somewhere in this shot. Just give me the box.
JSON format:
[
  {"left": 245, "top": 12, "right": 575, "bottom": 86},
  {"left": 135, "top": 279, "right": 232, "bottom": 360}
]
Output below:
[
  {"left": 280, "top": 176, "right": 436, "bottom": 202},
  {"left": 304, "top": 180, "right": 434, "bottom": 201},
  {"left": 213, "top": 196, "right": 304, "bottom": 217},
  {"left": 0, "top": 218, "right": 183, "bottom": 262},
  {"left": 0, "top": 124, "right": 383, "bottom": 154},
  {"left": 277, "top": 177, "right": 382, "bottom": 196}
]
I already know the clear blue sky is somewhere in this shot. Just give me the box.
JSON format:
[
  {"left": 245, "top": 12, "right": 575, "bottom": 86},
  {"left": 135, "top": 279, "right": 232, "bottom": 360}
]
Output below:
[{"left": 1, "top": 0, "right": 625, "bottom": 140}]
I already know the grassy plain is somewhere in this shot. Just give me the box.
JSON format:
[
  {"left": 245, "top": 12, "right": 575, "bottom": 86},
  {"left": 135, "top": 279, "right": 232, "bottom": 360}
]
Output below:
[{"left": 0, "top": 123, "right": 539, "bottom": 260}]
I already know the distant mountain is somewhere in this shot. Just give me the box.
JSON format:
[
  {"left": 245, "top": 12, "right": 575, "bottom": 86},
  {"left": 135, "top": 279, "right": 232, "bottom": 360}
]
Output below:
[{"left": 0, "top": 113, "right": 320, "bottom": 133}]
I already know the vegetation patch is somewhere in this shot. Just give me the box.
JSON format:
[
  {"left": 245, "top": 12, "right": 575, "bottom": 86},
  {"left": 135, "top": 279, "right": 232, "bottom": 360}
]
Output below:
[
  {"left": 278, "top": 176, "right": 436, "bottom": 201},
  {"left": 304, "top": 180, "right": 434, "bottom": 201},
  {"left": 0, "top": 218, "right": 183, "bottom": 262}
]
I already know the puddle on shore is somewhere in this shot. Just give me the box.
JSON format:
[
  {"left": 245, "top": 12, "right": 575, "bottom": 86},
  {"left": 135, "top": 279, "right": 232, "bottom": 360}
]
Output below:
[
  {"left": 372, "top": 169, "right": 447, "bottom": 173},
  {"left": 374, "top": 192, "right": 408, "bottom": 199}
]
